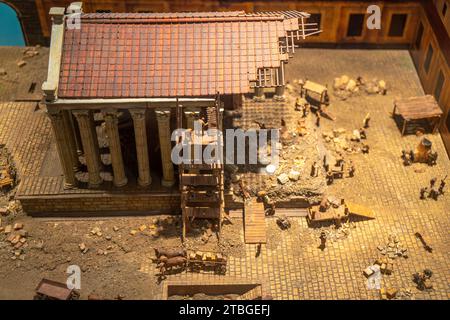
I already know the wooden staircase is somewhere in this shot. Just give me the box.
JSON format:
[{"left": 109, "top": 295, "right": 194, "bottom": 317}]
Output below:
[{"left": 177, "top": 95, "right": 225, "bottom": 241}]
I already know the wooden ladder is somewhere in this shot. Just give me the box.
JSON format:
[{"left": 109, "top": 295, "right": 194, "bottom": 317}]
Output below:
[{"left": 178, "top": 94, "right": 225, "bottom": 241}]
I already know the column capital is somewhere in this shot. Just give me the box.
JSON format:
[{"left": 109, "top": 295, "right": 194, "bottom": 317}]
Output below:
[
  {"left": 72, "top": 109, "right": 91, "bottom": 118},
  {"left": 155, "top": 108, "right": 171, "bottom": 123},
  {"left": 102, "top": 110, "right": 120, "bottom": 124},
  {"left": 130, "top": 108, "right": 146, "bottom": 120},
  {"left": 47, "top": 108, "right": 63, "bottom": 118}
]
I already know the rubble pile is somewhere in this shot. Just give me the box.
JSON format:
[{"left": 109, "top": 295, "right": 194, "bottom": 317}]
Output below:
[
  {"left": 333, "top": 75, "right": 387, "bottom": 100},
  {"left": 0, "top": 145, "right": 18, "bottom": 195},
  {"left": 2, "top": 221, "right": 28, "bottom": 260},
  {"left": 322, "top": 127, "right": 369, "bottom": 155},
  {"left": 316, "top": 222, "right": 356, "bottom": 242},
  {"left": 377, "top": 234, "right": 408, "bottom": 259},
  {"left": 22, "top": 46, "right": 40, "bottom": 59}
]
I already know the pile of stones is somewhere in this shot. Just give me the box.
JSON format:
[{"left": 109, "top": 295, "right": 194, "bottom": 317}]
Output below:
[
  {"left": 333, "top": 75, "right": 387, "bottom": 100},
  {"left": 377, "top": 233, "right": 408, "bottom": 259},
  {"left": 2, "top": 222, "right": 28, "bottom": 260}
]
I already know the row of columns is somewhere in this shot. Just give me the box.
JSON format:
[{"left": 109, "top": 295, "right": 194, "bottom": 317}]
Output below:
[{"left": 48, "top": 108, "right": 176, "bottom": 189}]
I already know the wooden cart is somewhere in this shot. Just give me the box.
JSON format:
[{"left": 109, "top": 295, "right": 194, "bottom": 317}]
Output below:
[
  {"left": 0, "top": 169, "right": 13, "bottom": 190},
  {"left": 186, "top": 250, "right": 227, "bottom": 275},
  {"left": 34, "top": 278, "right": 80, "bottom": 300},
  {"left": 307, "top": 203, "right": 349, "bottom": 225}
]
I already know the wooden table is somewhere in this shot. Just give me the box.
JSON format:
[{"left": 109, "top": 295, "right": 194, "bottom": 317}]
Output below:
[{"left": 393, "top": 95, "right": 443, "bottom": 135}]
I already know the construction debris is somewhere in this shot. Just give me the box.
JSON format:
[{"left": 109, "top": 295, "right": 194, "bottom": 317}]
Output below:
[
  {"left": 0, "top": 68, "right": 6, "bottom": 76},
  {"left": 90, "top": 226, "right": 102, "bottom": 237},
  {"left": 277, "top": 173, "right": 289, "bottom": 185},
  {"left": 23, "top": 47, "right": 40, "bottom": 59},
  {"left": 16, "top": 60, "right": 27, "bottom": 68},
  {"left": 380, "top": 287, "right": 398, "bottom": 300},
  {"left": 79, "top": 243, "right": 88, "bottom": 254},
  {"left": 377, "top": 234, "right": 408, "bottom": 259},
  {"left": 333, "top": 75, "right": 387, "bottom": 100},
  {"left": 13, "top": 222, "right": 23, "bottom": 230}
]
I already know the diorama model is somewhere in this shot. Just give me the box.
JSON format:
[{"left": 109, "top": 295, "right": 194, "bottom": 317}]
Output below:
[{"left": 0, "top": 0, "right": 448, "bottom": 302}]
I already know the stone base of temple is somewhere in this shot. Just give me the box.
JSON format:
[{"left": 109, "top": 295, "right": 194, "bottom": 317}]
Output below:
[
  {"left": 18, "top": 193, "right": 181, "bottom": 216},
  {"left": 16, "top": 176, "right": 182, "bottom": 216}
]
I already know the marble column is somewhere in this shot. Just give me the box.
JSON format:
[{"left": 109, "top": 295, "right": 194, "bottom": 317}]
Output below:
[
  {"left": 130, "top": 109, "right": 151, "bottom": 187},
  {"left": 47, "top": 110, "right": 77, "bottom": 188},
  {"left": 70, "top": 113, "right": 84, "bottom": 155},
  {"left": 274, "top": 65, "right": 285, "bottom": 101},
  {"left": 73, "top": 110, "right": 103, "bottom": 188},
  {"left": 62, "top": 110, "right": 81, "bottom": 171},
  {"left": 254, "top": 87, "right": 265, "bottom": 102},
  {"left": 103, "top": 110, "right": 128, "bottom": 187},
  {"left": 155, "top": 108, "right": 175, "bottom": 187}
]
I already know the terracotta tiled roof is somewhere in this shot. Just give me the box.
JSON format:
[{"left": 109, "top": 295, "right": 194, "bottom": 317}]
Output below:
[{"left": 58, "top": 12, "right": 303, "bottom": 99}]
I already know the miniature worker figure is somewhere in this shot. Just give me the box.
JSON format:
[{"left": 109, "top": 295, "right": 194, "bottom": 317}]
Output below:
[
  {"left": 303, "top": 104, "right": 310, "bottom": 118},
  {"left": 348, "top": 160, "right": 355, "bottom": 177},
  {"left": 255, "top": 243, "right": 262, "bottom": 258},
  {"left": 310, "top": 161, "right": 319, "bottom": 177},
  {"left": 438, "top": 178, "right": 446, "bottom": 194},
  {"left": 409, "top": 150, "right": 415, "bottom": 162},
  {"left": 430, "top": 177, "right": 437, "bottom": 188},
  {"left": 198, "top": 116, "right": 208, "bottom": 131},
  {"left": 315, "top": 112, "right": 321, "bottom": 127},
  {"left": 429, "top": 151, "right": 438, "bottom": 166},
  {"left": 420, "top": 187, "right": 428, "bottom": 200},
  {"left": 403, "top": 152, "right": 412, "bottom": 166},
  {"left": 326, "top": 170, "right": 334, "bottom": 185},
  {"left": 401, "top": 149, "right": 407, "bottom": 160},
  {"left": 361, "top": 144, "right": 370, "bottom": 154},
  {"left": 319, "top": 197, "right": 329, "bottom": 212},
  {"left": 363, "top": 113, "right": 371, "bottom": 128},
  {"left": 319, "top": 231, "right": 327, "bottom": 251},
  {"left": 263, "top": 195, "right": 275, "bottom": 216},
  {"left": 429, "top": 186, "right": 439, "bottom": 200},
  {"left": 359, "top": 128, "right": 367, "bottom": 139}
]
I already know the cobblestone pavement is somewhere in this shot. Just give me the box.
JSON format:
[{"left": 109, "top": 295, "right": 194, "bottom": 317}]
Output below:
[{"left": 0, "top": 49, "right": 449, "bottom": 299}]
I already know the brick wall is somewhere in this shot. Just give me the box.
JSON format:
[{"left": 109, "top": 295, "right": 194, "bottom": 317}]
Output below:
[{"left": 19, "top": 193, "right": 181, "bottom": 216}]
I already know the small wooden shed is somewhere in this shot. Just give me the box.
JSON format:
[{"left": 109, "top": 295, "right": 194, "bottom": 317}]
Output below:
[{"left": 393, "top": 95, "right": 443, "bottom": 135}]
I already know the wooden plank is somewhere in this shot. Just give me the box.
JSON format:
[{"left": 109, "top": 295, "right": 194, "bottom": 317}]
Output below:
[
  {"left": 181, "top": 174, "right": 218, "bottom": 186},
  {"left": 346, "top": 202, "right": 375, "bottom": 219},
  {"left": 185, "top": 207, "right": 220, "bottom": 218},
  {"left": 244, "top": 199, "right": 266, "bottom": 244}
]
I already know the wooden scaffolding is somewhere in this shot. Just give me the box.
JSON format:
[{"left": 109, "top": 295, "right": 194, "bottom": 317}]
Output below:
[{"left": 177, "top": 95, "right": 225, "bottom": 241}]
